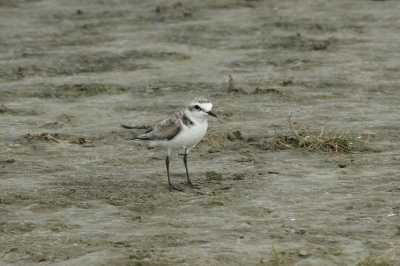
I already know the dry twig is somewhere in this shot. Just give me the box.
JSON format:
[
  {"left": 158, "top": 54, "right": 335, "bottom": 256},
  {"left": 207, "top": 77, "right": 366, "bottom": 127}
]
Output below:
[
  {"left": 27, "top": 132, "right": 88, "bottom": 144},
  {"left": 288, "top": 113, "right": 300, "bottom": 140}
]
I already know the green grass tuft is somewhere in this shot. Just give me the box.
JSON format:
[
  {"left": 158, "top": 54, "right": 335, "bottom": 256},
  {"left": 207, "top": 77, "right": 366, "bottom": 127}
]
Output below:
[{"left": 260, "top": 245, "right": 290, "bottom": 265}]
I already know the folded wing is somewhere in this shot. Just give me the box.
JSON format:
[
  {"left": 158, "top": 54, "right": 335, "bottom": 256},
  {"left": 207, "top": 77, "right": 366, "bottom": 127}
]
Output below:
[{"left": 132, "top": 110, "right": 183, "bottom": 141}]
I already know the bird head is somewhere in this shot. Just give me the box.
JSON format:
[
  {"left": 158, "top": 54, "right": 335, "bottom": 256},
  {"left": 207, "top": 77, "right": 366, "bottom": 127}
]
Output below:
[{"left": 188, "top": 98, "right": 217, "bottom": 119}]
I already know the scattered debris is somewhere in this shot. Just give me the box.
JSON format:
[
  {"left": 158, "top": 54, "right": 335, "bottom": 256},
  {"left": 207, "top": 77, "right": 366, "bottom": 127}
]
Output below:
[
  {"left": 227, "top": 75, "right": 247, "bottom": 94},
  {"left": 355, "top": 248, "right": 399, "bottom": 266},
  {"left": 228, "top": 75, "right": 235, "bottom": 92},
  {"left": 57, "top": 114, "right": 77, "bottom": 123},
  {"left": 121, "top": 124, "right": 152, "bottom": 130},
  {"left": 253, "top": 87, "right": 281, "bottom": 95},
  {"left": 227, "top": 131, "right": 244, "bottom": 142},
  {"left": 299, "top": 249, "right": 310, "bottom": 257},
  {"left": 82, "top": 144, "right": 96, "bottom": 148},
  {"left": 282, "top": 80, "right": 293, "bottom": 86},
  {"left": 232, "top": 130, "right": 244, "bottom": 140},
  {"left": 396, "top": 225, "right": 400, "bottom": 236},
  {"left": 155, "top": 1, "right": 192, "bottom": 18},
  {"left": 206, "top": 171, "right": 223, "bottom": 181},
  {"left": 227, "top": 133, "right": 236, "bottom": 141},
  {"left": 26, "top": 132, "right": 89, "bottom": 144},
  {"left": 233, "top": 173, "right": 244, "bottom": 180},
  {"left": 312, "top": 37, "right": 339, "bottom": 51},
  {"left": 1, "top": 159, "right": 15, "bottom": 164},
  {"left": 0, "top": 104, "right": 15, "bottom": 114},
  {"left": 8, "top": 144, "right": 22, "bottom": 149},
  {"left": 234, "top": 157, "right": 254, "bottom": 163},
  {"left": 41, "top": 121, "right": 65, "bottom": 129}
]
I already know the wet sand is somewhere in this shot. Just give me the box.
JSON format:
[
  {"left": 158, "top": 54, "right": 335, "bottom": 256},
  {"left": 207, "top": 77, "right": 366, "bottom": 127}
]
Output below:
[{"left": 1, "top": 0, "right": 400, "bottom": 265}]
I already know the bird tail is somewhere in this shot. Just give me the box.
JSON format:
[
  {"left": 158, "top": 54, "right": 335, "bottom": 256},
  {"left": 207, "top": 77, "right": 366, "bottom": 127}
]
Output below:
[{"left": 131, "top": 135, "right": 150, "bottom": 141}]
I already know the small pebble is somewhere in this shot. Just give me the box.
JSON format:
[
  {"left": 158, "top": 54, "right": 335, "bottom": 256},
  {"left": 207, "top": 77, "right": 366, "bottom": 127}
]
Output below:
[{"left": 299, "top": 249, "right": 310, "bottom": 257}]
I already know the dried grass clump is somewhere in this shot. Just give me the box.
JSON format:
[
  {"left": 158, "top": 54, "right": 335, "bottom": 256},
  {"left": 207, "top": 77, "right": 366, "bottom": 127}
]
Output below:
[
  {"left": 356, "top": 248, "right": 399, "bottom": 266},
  {"left": 278, "top": 114, "right": 374, "bottom": 154}
]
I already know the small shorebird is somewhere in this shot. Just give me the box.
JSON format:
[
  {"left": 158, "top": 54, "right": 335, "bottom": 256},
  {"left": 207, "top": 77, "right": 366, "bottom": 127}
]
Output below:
[{"left": 132, "top": 98, "right": 217, "bottom": 191}]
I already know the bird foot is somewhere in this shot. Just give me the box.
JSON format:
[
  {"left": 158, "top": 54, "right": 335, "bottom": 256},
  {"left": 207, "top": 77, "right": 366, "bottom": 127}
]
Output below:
[
  {"left": 169, "top": 184, "right": 184, "bottom": 192},
  {"left": 187, "top": 181, "right": 201, "bottom": 189}
]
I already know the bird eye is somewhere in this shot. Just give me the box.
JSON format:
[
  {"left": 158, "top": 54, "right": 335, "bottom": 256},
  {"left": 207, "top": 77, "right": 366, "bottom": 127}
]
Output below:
[{"left": 194, "top": 105, "right": 200, "bottom": 110}]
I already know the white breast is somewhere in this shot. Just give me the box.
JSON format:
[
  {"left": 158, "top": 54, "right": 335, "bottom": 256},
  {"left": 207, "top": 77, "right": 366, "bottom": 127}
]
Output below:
[{"left": 168, "top": 120, "right": 208, "bottom": 149}]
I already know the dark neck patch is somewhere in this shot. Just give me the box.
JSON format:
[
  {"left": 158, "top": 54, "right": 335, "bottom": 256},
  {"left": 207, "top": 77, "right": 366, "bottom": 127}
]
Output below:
[{"left": 182, "top": 113, "right": 194, "bottom": 127}]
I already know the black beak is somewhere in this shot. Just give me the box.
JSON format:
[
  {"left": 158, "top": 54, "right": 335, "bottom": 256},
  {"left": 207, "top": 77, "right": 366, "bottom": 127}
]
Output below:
[{"left": 207, "top": 110, "right": 217, "bottom": 118}]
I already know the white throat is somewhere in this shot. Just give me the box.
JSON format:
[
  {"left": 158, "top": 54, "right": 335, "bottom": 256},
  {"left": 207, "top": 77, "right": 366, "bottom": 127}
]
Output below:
[{"left": 184, "top": 109, "right": 208, "bottom": 125}]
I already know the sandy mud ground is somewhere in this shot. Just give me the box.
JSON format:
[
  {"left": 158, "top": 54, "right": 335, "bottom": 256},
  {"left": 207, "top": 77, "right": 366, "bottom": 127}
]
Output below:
[{"left": 1, "top": 0, "right": 400, "bottom": 265}]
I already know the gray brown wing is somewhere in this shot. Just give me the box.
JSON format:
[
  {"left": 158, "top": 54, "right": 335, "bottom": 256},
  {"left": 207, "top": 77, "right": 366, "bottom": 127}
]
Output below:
[{"left": 135, "top": 110, "right": 183, "bottom": 141}]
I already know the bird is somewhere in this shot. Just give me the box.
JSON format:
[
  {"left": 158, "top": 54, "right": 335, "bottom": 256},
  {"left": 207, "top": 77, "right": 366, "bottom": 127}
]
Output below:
[{"left": 132, "top": 98, "right": 217, "bottom": 191}]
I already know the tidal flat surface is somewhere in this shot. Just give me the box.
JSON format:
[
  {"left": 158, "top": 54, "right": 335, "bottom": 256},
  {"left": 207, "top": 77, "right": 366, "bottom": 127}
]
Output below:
[{"left": 1, "top": 0, "right": 400, "bottom": 265}]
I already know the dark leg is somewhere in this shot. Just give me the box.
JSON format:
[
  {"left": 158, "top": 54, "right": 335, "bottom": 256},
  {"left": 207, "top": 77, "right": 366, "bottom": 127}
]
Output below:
[
  {"left": 166, "top": 156, "right": 183, "bottom": 192},
  {"left": 183, "top": 151, "right": 200, "bottom": 189}
]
